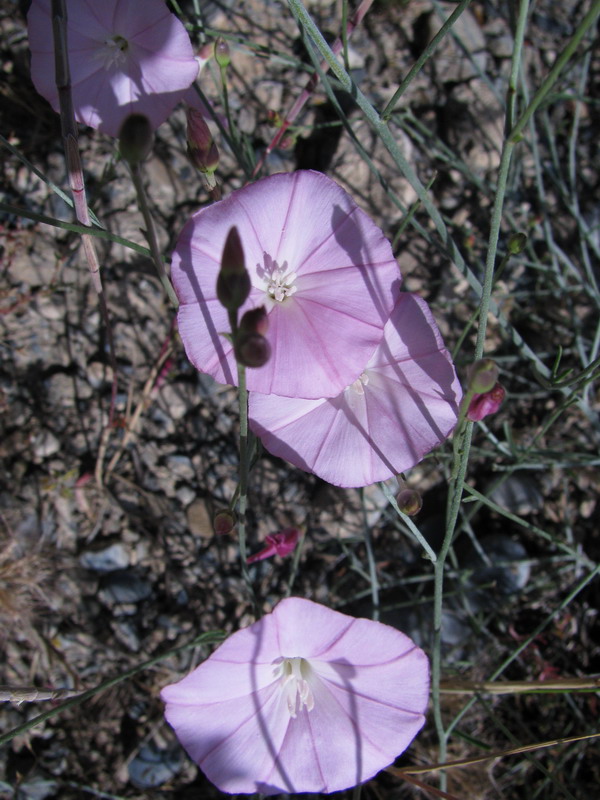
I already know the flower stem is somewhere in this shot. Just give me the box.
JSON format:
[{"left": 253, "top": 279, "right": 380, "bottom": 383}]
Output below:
[
  {"left": 359, "top": 488, "right": 380, "bottom": 621},
  {"left": 129, "top": 163, "right": 179, "bottom": 310},
  {"left": 229, "top": 310, "right": 259, "bottom": 616}
]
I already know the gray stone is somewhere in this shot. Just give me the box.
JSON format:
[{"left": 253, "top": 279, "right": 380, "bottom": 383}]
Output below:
[{"left": 79, "top": 543, "right": 130, "bottom": 573}]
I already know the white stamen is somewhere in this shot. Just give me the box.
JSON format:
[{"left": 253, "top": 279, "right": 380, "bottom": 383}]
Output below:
[
  {"left": 273, "top": 657, "right": 315, "bottom": 718},
  {"left": 348, "top": 372, "right": 369, "bottom": 395},
  {"left": 267, "top": 268, "right": 297, "bottom": 302},
  {"left": 97, "top": 34, "right": 129, "bottom": 69}
]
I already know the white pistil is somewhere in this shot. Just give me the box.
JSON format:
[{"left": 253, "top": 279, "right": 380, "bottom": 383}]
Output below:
[
  {"left": 267, "top": 268, "right": 297, "bottom": 302},
  {"left": 274, "top": 657, "right": 315, "bottom": 718}
]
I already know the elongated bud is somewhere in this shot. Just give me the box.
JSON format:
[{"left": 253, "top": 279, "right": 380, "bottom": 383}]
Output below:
[
  {"left": 186, "top": 106, "right": 219, "bottom": 177},
  {"left": 216, "top": 227, "right": 251, "bottom": 311},
  {"left": 119, "top": 113, "right": 154, "bottom": 165},
  {"left": 467, "top": 358, "right": 499, "bottom": 394},
  {"left": 214, "top": 510, "right": 236, "bottom": 536},
  {"left": 467, "top": 382, "right": 506, "bottom": 422},
  {"left": 396, "top": 488, "right": 422, "bottom": 516},
  {"left": 215, "top": 37, "right": 230, "bottom": 68}
]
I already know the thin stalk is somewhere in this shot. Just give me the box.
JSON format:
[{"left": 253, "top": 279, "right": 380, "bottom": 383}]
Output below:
[
  {"left": 381, "top": 0, "right": 473, "bottom": 121},
  {"left": 228, "top": 309, "right": 260, "bottom": 616},
  {"left": 0, "top": 630, "right": 225, "bottom": 747},
  {"left": 0, "top": 201, "right": 151, "bottom": 257},
  {"left": 359, "top": 488, "right": 380, "bottom": 621},
  {"left": 508, "top": 0, "right": 600, "bottom": 144},
  {"left": 253, "top": 0, "right": 374, "bottom": 177},
  {"left": 129, "top": 163, "right": 179, "bottom": 309}
]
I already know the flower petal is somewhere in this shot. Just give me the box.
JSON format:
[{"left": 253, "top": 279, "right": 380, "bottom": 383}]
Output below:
[
  {"left": 162, "top": 598, "right": 429, "bottom": 795},
  {"left": 27, "top": 0, "right": 198, "bottom": 137},
  {"left": 171, "top": 171, "right": 400, "bottom": 399},
  {"left": 250, "top": 293, "right": 462, "bottom": 486}
]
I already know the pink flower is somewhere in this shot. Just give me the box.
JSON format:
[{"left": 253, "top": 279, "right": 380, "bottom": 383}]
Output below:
[
  {"left": 247, "top": 528, "right": 299, "bottom": 564},
  {"left": 27, "top": 0, "right": 199, "bottom": 137},
  {"left": 249, "top": 293, "right": 462, "bottom": 487},
  {"left": 172, "top": 170, "right": 400, "bottom": 399},
  {"left": 161, "top": 597, "right": 429, "bottom": 795},
  {"left": 467, "top": 382, "right": 505, "bottom": 421}
]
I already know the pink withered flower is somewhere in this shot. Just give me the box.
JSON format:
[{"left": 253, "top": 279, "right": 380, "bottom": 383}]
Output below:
[
  {"left": 161, "top": 597, "right": 429, "bottom": 795},
  {"left": 246, "top": 527, "right": 299, "bottom": 564},
  {"left": 172, "top": 170, "right": 400, "bottom": 399},
  {"left": 27, "top": 0, "right": 199, "bottom": 137},
  {"left": 249, "top": 293, "right": 462, "bottom": 487},
  {"left": 467, "top": 382, "right": 506, "bottom": 421}
]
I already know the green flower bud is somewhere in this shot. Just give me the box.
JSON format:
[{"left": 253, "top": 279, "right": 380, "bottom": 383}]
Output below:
[
  {"left": 467, "top": 358, "right": 499, "bottom": 394},
  {"left": 508, "top": 232, "right": 527, "bottom": 255},
  {"left": 215, "top": 37, "right": 231, "bottom": 68}
]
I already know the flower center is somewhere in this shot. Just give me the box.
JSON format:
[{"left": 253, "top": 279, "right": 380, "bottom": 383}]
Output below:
[
  {"left": 347, "top": 372, "right": 369, "bottom": 395},
  {"left": 267, "top": 267, "right": 297, "bottom": 303},
  {"left": 273, "top": 657, "right": 314, "bottom": 718},
  {"left": 98, "top": 34, "right": 129, "bottom": 69}
]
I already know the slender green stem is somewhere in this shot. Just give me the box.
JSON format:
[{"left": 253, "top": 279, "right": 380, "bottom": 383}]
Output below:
[
  {"left": 359, "top": 488, "right": 380, "bottom": 621},
  {"left": 129, "top": 163, "right": 179, "bottom": 309},
  {"left": 228, "top": 310, "right": 259, "bottom": 615},
  {"left": 0, "top": 201, "right": 152, "bottom": 257},
  {"left": 509, "top": 0, "right": 600, "bottom": 144},
  {"left": 381, "top": 0, "right": 473, "bottom": 122},
  {"left": 0, "top": 631, "right": 224, "bottom": 747}
]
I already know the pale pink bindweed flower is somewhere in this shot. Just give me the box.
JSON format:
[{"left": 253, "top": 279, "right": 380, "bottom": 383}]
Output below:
[
  {"left": 249, "top": 293, "right": 462, "bottom": 487},
  {"left": 172, "top": 170, "right": 400, "bottom": 399},
  {"left": 161, "top": 597, "right": 429, "bottom": 795},
  {"left": 27, "top": 0, "right": 199, "bottom": 137}
]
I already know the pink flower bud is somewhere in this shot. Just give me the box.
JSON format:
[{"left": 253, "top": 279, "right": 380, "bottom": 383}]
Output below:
[
  {"left": 396, "top": 488, "right": 422, "bottom": 516},
  {"left": 247, "top": 528, "right": 300, "bottom": 565},
  {"left": 216, "top": 227, "right": 251, "bottom": 311},
  {"left": 186, "top": 106, "right": 219, "bottom": 175},
  {"left": 466, "top": 358, "right": 499, "bottom": 394},
  {"left": 467, "top": 382, "right": 505, "bottom": 421}
]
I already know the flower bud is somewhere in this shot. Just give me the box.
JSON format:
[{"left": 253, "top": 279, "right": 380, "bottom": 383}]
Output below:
[
  {"left": 215, "top": 37, "right": 230, "bottom": 68},
  {"left": 396, "top": 488, "right": 422, "bottom": 516},
  {"left": 467, "top": 382, "right": 506, "bottom": 422},
  {"left": 508, "top": 232, "right": 527, "bottom": 255},
  {"left": 213, "top": 510, "right": 236, "bottom": 536},
  {"left": 235, "top": 333, "right": 271, "bottom": 368},
  {"left": 239, "top": 305, "right": 269, "bottom": 336},
  {"left": 119, "top": 113, "right": 154, "bottom": 165},
  {"left": 186, "top": 106, "right": 219, "bottom": 176},
  {"left": 216, "top": 227, "right": 251, "bottom": 311},
  {"left": 467, "top": 358, "right": 499, "bottom": 394}
]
